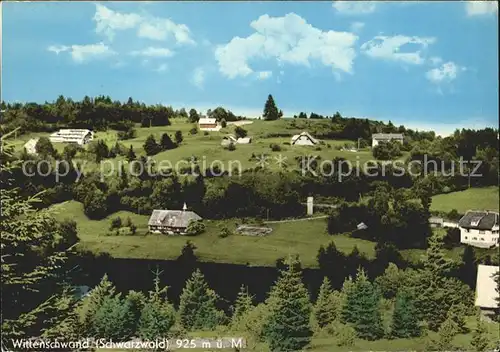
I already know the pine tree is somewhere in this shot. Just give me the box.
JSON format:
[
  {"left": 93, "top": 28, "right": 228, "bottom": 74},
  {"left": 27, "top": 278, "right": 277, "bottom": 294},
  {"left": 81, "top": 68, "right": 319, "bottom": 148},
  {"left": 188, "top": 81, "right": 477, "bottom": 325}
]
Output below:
[
  {"left": 138, "top": 269, "right": 175, "bottom": 340},
  {"left": 263, "top": 94, "right": 280, "bottom": 121},
  {"left": 460, "top": 245, "right": 477, "bottom": 288},
  {"left": 231, "top": 285, "right": 254, "bottom": 326},
  {"left": 433, "top": 315, "right": 458, "bottom": 351},
  {"left": 1, "top": 136, "right": 76, "bottom": 342},
  {"left": 341, "top": 268, "right": 384, "bottom": 340},
  {"left": 160, "top": 133, "right": 176, "bottom": 150},
  {"left": 264, "top": 255, "right": 312, "bottom": 352},
  {"left": 471, "top": 311, "right": 489, "bottom": 352},
  {"left": 424, "top": 231, "right": 454, "bottom": 277},
  {"left": 178, "top": 269, "right": 224, "bottom": 331},
  {"left": 175, "top": 130, "right": 183, "bottom": 145},
  {"left": 126, "top": 145, "right": 136, "bottom": 161},
  {"left": 313, "top": 277, "right": 339, "bottom": 328},
  {"left": 447, "top": 303, "right": 468, "bottom": 334},
  {"left": 143, "top": 134, "right": 160, "bottom": 155},
  {"left": 93, "top": 295, "right": 135, "bottom": 341},
  {"left": 391, "top": 291, "right": 421, "bottom": 338}
]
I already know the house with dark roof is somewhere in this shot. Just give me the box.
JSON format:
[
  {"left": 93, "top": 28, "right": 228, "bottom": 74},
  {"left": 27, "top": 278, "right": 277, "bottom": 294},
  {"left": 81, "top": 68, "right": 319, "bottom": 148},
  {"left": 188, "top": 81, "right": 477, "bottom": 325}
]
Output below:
[
  {"left": 148, "top": 203, "right": 202, "bottom": 235},
  {"left": 459, "top": 210, "right": 499, "bottom": 248},
  {"left": 371, "top": 133, "right": 404, "bottom": 148},
  {"left": 291, "top": 131, "right": 319, "bottom": 146}
]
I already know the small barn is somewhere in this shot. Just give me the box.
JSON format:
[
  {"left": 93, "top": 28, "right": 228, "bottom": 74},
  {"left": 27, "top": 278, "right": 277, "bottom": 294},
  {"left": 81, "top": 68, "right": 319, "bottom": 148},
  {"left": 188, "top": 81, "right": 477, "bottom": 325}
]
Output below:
[
  {"left": 198, "top": 118, "right": 221, "bottom": 132},
  {"left": 291, "top": 131, "right": 318, "bottom": 146},
  {"left": 49, "top": 129, "right": 94, "bottom": 145},
  {"left": 475, "top": 264, "right": 499, "bottom": 318},
  {"left": 221, "top": 135, "right": 252, "bottom": 146},
  {"left": 371, "top": 133, "right": 404, "bottom": 148},
  {"left": 148, "top": 204, "right": 202, "bottom": 235}
]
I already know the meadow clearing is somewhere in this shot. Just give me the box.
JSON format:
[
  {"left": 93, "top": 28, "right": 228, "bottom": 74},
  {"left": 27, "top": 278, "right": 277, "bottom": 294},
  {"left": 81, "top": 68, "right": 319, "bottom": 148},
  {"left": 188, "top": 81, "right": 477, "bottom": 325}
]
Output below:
[{"left": 431, "top": 186, "right": 499, "bottom": 213}]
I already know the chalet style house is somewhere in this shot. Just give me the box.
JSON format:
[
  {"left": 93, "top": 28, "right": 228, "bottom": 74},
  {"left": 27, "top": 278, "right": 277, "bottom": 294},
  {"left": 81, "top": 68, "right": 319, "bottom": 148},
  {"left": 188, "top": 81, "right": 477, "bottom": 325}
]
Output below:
[
  {"left": 459, "top": 210, "right": 499, "bottom": 248},
  {"left": 198, "top": 118, "right": 221, "bottom": 132},
  {"left": 291, "top": 131, "right": 318, "bottom": 146},
  {"left": 371, "top": 133, "right": 404, "bottom": 147},
  {"left": 148, "top": 204, "right": 202, "bottom": 235},
  {"left": 49, "top": 129, "right": 94, "bottom": 145}
]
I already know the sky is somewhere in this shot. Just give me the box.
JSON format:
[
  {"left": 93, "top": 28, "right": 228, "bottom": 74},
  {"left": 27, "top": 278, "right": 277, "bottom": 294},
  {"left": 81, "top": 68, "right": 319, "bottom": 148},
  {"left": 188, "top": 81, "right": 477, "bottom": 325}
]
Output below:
[{"left": 2, "top": 1, "right": 498, "bottom": 136}]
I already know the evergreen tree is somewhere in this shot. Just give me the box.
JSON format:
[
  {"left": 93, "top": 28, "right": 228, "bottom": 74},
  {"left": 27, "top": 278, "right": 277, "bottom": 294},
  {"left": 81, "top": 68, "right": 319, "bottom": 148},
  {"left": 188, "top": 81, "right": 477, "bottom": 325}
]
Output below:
[
  {"left": 263, "top": 94, "right": 280, "bottom": 121},
  {"left": 178, "top": 269, "right": 224, "bottom": 331},
  {"left": 391, "top": 291, "right": 420, "bottom": 338},
  {"left": 1, "top": 137, "right": 76, "bottom": 342},
  {"left": 264, "top": 255, "right": 312, "bottom": 352},
  {"left": 138, "top": 270, "right": 175, "bottom": 340},
  {"left": 433, "top": 315, "right": 458, "bottom": 351},
  {"left": 93, "top": 295, "right": 135, "bottom": 341},
  {"left": 341, "top": 268, "right": 384, "bottom": 340},
  {"left": 126, "top": 145, "right": 136, "bottom": 161},
  {"left": 375, "top": 262, "right": 401, "bottom": 299},
  {"left": 471, "top": 311, "right": 489, "bottom": 352},
  {"left": 231, "top": 285, "right": 254, "bottom": 326},
  {"left": 143, "top": 134, "right": 160, "bottom": 155},
  {"left": 160, "top": 133, "right": 176, "bottom": 150},
  {"left": 175, "top": 130, "right": 183, "bottom": 145},
  {"left": 424, "top": 229, "right": 454, "bottom": 277},
  {"left": 447, "top": 303, "right": 468, "bottom": 334},
  {"left": 313, "top": 277, "right": 339, "bottom": 328}
]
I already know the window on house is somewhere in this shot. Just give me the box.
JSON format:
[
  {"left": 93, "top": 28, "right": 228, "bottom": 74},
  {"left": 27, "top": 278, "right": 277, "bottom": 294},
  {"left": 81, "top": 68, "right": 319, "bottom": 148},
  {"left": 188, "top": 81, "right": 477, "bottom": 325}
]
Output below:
[
  {"left": 473, "top": 237, "right": 477, "bottom": 240},
  {"left": 480, "top": 238, "right": 484, "bottom": 241},
  {"left": 466, "top": 229, "right": 470, "bottom": 233}
]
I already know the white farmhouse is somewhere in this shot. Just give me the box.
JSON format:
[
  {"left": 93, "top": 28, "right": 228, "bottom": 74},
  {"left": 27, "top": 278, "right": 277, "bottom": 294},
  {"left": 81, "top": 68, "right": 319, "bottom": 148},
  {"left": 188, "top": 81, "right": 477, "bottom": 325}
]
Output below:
[
  {"left": 459, "top": 210, "right": 499, "bottom": 248},
  {"left": 475, "top": 264, "right": 499, "bottom": 317},
  {"left": 198, "top": 118, "right": 221, "bottom": 132},
  {"left": 23, "top": 138, "right": 39, "bottom": 155},
  {"left": 49, "top": 129, "right": 94, "bottom": 145},
  {"left": 371, "top": 133, "right": 404, "bottom": 148},
  {"left": 291, "top": 131, "right": 318, "bottom": 146}
]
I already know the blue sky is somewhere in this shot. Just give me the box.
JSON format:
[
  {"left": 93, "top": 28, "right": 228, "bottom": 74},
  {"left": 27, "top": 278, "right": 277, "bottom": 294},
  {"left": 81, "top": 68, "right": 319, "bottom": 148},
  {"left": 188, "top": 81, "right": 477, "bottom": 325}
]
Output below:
[{"left": 2, "top": 1, "right": 498, "bottom": 135}]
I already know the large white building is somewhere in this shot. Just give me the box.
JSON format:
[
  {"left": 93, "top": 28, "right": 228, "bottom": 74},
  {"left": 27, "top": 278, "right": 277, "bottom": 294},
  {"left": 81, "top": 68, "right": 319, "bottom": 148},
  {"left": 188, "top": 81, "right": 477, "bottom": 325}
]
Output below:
[
  {"left": 475, "top": 264, "right": 499, "bottom": 317},
  {"left": 459, "top": 210, "right": 499, "bottom": 248},
  {"left": 198, "top": 118, "right": 221, "bottom": 132},
  {"left": 371, "top": 133, "right": 404, "bottom": 148},
  {"left": 291, "top": 131, "right": 319, "bottom": 146},
  {"left": 49, "top": 129, "right": 94, "bottom": 145}
]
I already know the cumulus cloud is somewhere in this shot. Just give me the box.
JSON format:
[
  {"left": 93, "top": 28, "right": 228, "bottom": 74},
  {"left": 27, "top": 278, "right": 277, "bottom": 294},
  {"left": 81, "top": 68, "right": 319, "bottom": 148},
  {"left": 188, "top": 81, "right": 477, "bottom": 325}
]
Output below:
[
  {"left": 130, "top": 47, "right": 174, "bottom": 58},
  {"left": 361, "top": 35, "right": 436, "bottom": 65},
  {"left": 191, "top": 67, "right": 206, "bottom": 89},
  {"left": 257, "top": 71, "right": 273, "bottom": 80},
  {"left": 465, "top": 1, "right": 498, "bottom": 16},
  {"left": 215, "top": 13, "right": 358, "bottom": 79},
  {"left": 426, "top": 61, "right": 466, "bottom": 84},
  {"left": 93, "top": 4, "right": 194, "bottom": 45},
  {"left": 48, "top": 42, "right": 116, "bottom": 63},
  {"left": 332, "top": 1, "right": 377, "bottom": 15}
]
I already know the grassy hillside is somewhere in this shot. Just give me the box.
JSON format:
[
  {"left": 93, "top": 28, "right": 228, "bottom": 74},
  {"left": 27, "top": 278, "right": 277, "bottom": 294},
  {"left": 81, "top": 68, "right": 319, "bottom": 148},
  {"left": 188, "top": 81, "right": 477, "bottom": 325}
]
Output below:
[
  {"left": 431, "top": 186, "right": 499, "bottom": 213},
  {"left": 50, "top": 201, "right": 468, "bottom": 267},
  {"left": 12, "top": 119, "right": 408, "bottom": 174}
]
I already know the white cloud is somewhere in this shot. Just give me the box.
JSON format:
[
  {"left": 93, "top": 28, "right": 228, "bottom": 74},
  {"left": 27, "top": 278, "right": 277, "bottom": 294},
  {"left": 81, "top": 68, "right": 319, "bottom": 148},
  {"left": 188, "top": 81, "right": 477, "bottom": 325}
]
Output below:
[
  {"left": 465, "top": 1, "right": 498, "bottom": 16},
  {"left": 130, "top": 47, "right": 174, "bottom": 58},
  {"left": 350, "top": 21, "right": 365, "bottom": 32},
  {"left": 48, "top": 45, "right": 69, "bottom": 55},
  {"left": 48, "top": 42, "right": 116, "bottom": 63},
  {"left": 332, "top": 1, "right": 376, "bottom": 15},
  {"left": 215, "top": 13, "right": 358, "bottom": 79},
  {"left": 155, "top": 63, "right": 168, "bottom": 73},
  {"left": 257, "top": 71, "right": 273, "bottom": 80},
  {"left": 361, "top": 35, "right": 436, "bottom": 65},
  {"left": 93, "top": 4, "right": 195, "bottom": 45},
  {"left": 94, "top": 4, "right": 142, "bottom": 41},
  {"left": 191, "top": 67, "right": 206, "bottom": 89},
  {"left": 426, "top": 61, "right": 466, "bottom": 84}
]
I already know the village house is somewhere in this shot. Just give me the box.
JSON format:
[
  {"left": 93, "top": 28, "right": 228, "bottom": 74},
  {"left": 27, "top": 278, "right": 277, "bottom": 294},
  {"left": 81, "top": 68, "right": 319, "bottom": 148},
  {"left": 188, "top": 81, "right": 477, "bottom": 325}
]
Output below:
[
  {"left": 148, "top": 204, "right": 202, "bottom": 235},
  {"left": 198, "top": 118, "right": 222, "bottom": 132},
  {"left": 291, "top": 131, "right": 319, "bottom": 146},
  {"left": 371, "top": 133, "right": 404, "bottom": 148},
  {"left": 49, "top": 129, "right": 94, "bottom": 145},
  {"left": 475, "top": 264, "right": 499, "bottom": 318},
  {"left": 23, "top": 138, "right": 39, "bottom": 155},
  {"left": 459, "top": 210, "right": 499, "bottom": 248},
  {"left": 221, "top": 135, "right": 252, "bottom": 146}
]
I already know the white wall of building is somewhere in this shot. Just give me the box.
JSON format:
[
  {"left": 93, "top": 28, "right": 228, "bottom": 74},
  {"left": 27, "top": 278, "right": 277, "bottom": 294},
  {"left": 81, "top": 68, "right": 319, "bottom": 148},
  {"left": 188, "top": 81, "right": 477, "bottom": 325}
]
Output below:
[
  {"left": 292, "top": 136, "right": 315, "bottom": 146},
  {"left": 460, "top": 226, "right": 499, "bottom": 248},
  {"left": 372, "top": 138, "right": 403, "bottom": 148}
]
